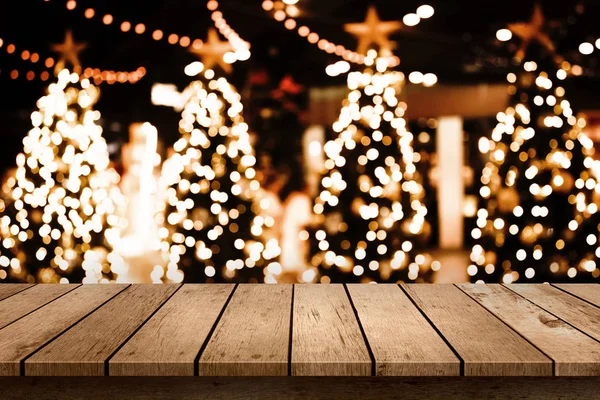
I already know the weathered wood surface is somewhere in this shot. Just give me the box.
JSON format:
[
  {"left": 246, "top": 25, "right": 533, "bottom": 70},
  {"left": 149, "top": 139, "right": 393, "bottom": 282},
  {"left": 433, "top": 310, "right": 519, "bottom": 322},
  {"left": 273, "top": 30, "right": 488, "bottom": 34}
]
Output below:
[
  {"left": 0, "top": 284, "right": 127, "bottom": 376},
  {"left": 0, "top": 284, "right": 34, "bottom": 301},
  {"left": 0, "top": 283, "right": 598, "bottom": 377},
  {"left": 506, "top": 284, "right": 600, "bottom": 342},
  {"left": 25, "top": 284, "right": 179, "bottom": 376},
  {"left": 3, "top": 377, "right": 600, "bottom": 400},
  {"left": 291, "top": 284, "right": 371, "bottom": 376},
  {"left": 402, "top": 284, "right": 552, "bottom": 376},
  {"left": 459, "top": 284, "right": 600, "bottom": 375},
  {"left": 200, "top": 285, "right": 292, "bottom": 376},
  {"left": 110, "top": 284, "right": 234, "bottom": 376},
  {"left": 0, "top": 284, "right": 78, "bottom": 329},
  {"left": 347, "top": 284, "right": 459, "bottom": 376},
  {"left": 553, "top": 284, "right": 600, "bottom": 306}
]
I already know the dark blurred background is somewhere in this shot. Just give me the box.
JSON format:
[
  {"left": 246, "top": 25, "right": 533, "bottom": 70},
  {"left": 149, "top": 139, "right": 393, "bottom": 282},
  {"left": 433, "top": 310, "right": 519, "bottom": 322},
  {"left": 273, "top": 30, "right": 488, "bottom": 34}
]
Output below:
[{"left": 1, "top": 0, "right": 599, "bottom": 172}]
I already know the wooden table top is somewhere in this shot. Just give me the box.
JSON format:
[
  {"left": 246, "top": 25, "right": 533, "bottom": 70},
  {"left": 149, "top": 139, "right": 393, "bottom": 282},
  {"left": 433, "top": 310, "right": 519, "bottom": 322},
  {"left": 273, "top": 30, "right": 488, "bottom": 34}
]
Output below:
[{"left": 0, "top": 283, "right": 598, "bottom": 377}]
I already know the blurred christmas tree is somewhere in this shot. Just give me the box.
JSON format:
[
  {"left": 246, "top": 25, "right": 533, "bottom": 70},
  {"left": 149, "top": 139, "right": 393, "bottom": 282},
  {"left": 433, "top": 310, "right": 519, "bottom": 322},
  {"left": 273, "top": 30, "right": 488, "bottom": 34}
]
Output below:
[
  {"left": 0, "top": 168, "right": 24, "bottom": 281},
  {"left": 469, "top": 5, "right": 600, "bottom": 283},
  {"left": 307, "top": 6, "right": 437, "bottom": 283},
  {"left": 0, "top": 69, "right": 124, "bottom": 283},
  {"left": 309, "top": 61, "right": 436, "bottom": 283},
  {"left": 161, "top": 30, "right": 280, "bottom": 283}
]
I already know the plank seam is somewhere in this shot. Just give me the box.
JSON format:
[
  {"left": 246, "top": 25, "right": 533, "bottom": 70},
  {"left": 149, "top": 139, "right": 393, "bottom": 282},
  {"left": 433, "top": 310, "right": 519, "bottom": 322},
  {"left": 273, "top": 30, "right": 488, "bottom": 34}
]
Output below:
[
  {"left": 343, "top": 284, "right": 376, "bottom": 376},
  {"left": 287, "top": 284, "right": 294, "bottom": 377},
  {"left": 455, "top": 285, "right": 556, "bottom": 376},
  {"left": 0, "top": 285, "right": 81, "bottom": 331},
  {"left": 550, "top": 284, "right": 600, "bottom": 310},
  {"left": 502, "top": 284, "right": 600, "bottom": 347},
  {"left": 20, "top": 284, "right": 131, "bottom": 376},
  {"left": 194, "top": 283, "right": 238, "bottom": 376},
  {"left": 399, "top": 285, "right": 466, "bottom": 376},
  {"left": 0, "top": 284, "right": 36, "bottom": 302},
  {"left": 104, "top": 284, "right": 184, "bottom": 376}
]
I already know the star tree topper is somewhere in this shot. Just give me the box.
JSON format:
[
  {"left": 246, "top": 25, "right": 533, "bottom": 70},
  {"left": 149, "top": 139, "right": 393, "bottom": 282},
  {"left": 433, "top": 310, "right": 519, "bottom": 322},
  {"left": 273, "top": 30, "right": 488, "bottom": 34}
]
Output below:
[
  {"left": 190, "top": 28, "right": 233, "bottom": 74},
  {"left": 51, "top": 30, "right": 87, "bottom": 75},
  {"left": 508, "top": 3, "right": 559, "bottom": 62},
  {"left": 344, "top": 6, "right": 401, "bottom": 56}
]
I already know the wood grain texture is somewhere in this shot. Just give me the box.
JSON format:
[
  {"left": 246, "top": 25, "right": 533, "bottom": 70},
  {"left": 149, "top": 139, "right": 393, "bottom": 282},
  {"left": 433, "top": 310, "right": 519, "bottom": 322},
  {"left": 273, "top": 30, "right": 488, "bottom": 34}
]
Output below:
[
  {"left": 110, "top": 284, "right": 234, "bottom": 376},
  {"left": 3, "top": 377, "right": 600, "bottom": 400},
  {"left": 0, "top": 284, "right": 34, "bottom": 301},
  {"left": 292, "top": 285, "right": 371, "bottom": 376},
  {"left": 3, "top": 283, "right": 599, "bottom": 378},
  {"left": 25, "top": 284, "right": 180, "bottom": 376},
  {"left": 459, "top": 284, "right": 600, "bottom": 376},
  {"left": 0, "top": 284, "right": 79, "bottom": 329},
  {"left": 402, "top": 284, "right": 552, "bottom": 376},
  {"left": 553, "top": 284, "right": 600, "bottom": 306},
  {"left": 200, "top": 285, "right": 292, "bottom": 376},
  {"left": 347, "top": 284, "right": 459, "bottom": 376},
  {"left": 0, "top": 284, "right": 127, "bottom": 376},
  {"left": 506, "top": 284, "right": 600, "bottom": 342}
]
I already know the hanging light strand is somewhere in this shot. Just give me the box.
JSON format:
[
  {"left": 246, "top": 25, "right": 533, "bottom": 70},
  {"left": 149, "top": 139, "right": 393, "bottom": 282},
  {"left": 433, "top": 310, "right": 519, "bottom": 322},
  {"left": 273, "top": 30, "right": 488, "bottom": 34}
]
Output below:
[
  {"left": 261, "top": 1, "right": 434, "bottom": 67},
  {"left": 0, "top": 37, "right": 145, "bottom": 84},
  {"left": 207, "top": 0, "right": 251, "bottom": 61},
  {"left": 54, "top": 0, "right": 251, "bottom": 61},
  {"left": 58, "top": 0, "right": 203, "bottom": 50}
]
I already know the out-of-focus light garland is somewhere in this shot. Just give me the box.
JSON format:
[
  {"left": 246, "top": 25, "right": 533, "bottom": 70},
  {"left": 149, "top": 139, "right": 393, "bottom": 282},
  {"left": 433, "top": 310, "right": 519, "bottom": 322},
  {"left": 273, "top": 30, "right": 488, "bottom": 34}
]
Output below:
[
  {"left": 310, "top": 64, "right": 436, "bottom": 283},
  {"left": 262, "top": 1, "right": 434, "bottom": 68},
  {"left": 159, "top": 62, "right": 280, "bottom": 283},
  {"left": 0, "top": 69, "right": 126, "bottom": 283},
  {"left": 50, "top": 0, "right": 251, "bottom": 61},
  {"left": 469, "top": 61, "right": 600, "bottom": 283},
  {"left": 206, "top": 0, "right": 251, "bottom": 62},
  {"left": 0, "top": 37, "right": 146, "bottom": 84},
  {"left": 81, "top": 66, "right": 146, "bottom": 85},
  {"left": 56, "top": 0, "right": 201, "bottom": 49}
]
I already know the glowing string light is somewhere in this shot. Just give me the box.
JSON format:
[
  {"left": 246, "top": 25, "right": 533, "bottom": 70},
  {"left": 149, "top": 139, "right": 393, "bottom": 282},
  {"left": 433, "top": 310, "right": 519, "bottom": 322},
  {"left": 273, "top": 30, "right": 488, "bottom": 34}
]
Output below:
[
  {"left": 0, "top": 36, "right": 145, "bottom": 84},
  {"left": 54, "top": 0, "right": 251, "bottom": 61},
  {"left": 262, "top": 1, "right": 434, "bottom": 67}
]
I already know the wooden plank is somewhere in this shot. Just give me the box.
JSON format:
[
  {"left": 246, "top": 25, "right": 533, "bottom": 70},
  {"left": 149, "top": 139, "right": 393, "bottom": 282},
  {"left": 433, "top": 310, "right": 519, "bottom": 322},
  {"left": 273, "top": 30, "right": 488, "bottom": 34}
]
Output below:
[
  {"left": 4, "top": 377, "right": 600, "bottom": 400},
  {"left": 292, "top": 285, "right": 371, "bottom": 376},
  {"left": 506, "top": 284, "right": 600, "bottom": 342},
  {"left": 553, "top": 284, "right": 600, "bottom": 306},
  {"left": 110, "top": 284, "right": 234, "bottom": 376},
  {"left": 347, "top": 284, "right": 459, "bottom": 376},
  {"left": 0, "top": 284, "right": 34, "bottom": 301},
  {"left": 402, "top": 284, "right": 552, "bottom": 376},
  {"left": 25, "top": 284, "right": 180, "bottom": 376},
  {"left": 459, "top": 284, "right": 600, "bottom": 376},
  {"left": 0, "top": 284, "right": 127, "bottom": 376},
  {"left": 200, "top": 285, "right": 292, "bottom": 376},
  {"left": 347, "top": 285, "right": 460, "bottom": 376},
  {"left": 0, "top": 284, "right": 79, "bottom": 329}
]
